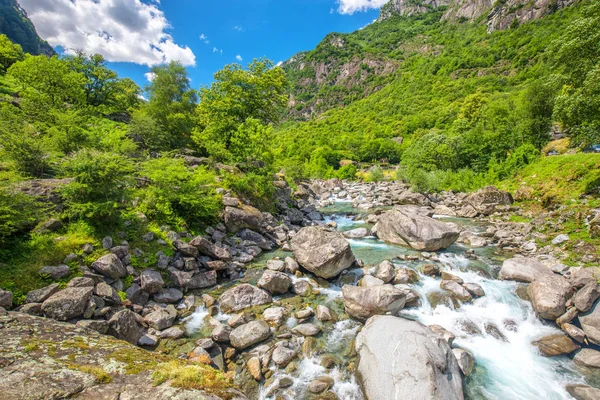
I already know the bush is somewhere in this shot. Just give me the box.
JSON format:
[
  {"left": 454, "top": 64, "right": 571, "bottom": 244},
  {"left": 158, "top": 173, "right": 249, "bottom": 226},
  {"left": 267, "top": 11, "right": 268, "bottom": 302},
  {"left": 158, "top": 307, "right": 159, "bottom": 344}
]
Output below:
[
  {"left": 365, "top": 166, "right": 385, "bottom": 182},
  {"left": 224, "top": 171, "right": 275, "bottom": 211},
  {"left": 336, "top": 163, "right": 358, "bottom": 180},
  {"left": 0, "top": 188, "right": 42, "bottom": 242}
]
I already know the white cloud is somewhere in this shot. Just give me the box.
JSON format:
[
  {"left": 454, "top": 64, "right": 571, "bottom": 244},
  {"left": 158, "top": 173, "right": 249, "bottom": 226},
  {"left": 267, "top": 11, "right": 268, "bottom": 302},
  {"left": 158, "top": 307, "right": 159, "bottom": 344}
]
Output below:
[
  {"left": 144, "top": 72, "right": 156, "bottom": 82},
  {"left": 235, "top": 55, "right": 243, "bottom": 61},
  {"left": 200, "top": 33, "right": 209, "bottom": 44},
  {"left": 337, "top": 0, "right": 388, "bottom": 15},
  {"left": 213, "top": 47, "right": 223, "bottom": 54},
  {"left": 19, "top": 0, "right": 196, "bottom": 66},
  {"left": 233, "top": 25, "right": 244, "bottom": 32}
]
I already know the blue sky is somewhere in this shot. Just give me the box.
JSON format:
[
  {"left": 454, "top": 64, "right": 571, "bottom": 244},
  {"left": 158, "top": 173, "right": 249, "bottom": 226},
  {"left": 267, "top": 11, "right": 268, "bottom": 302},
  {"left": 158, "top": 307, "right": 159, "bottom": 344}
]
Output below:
[{"left": 20, "top": 0, "right": 386, "bottom": 90}]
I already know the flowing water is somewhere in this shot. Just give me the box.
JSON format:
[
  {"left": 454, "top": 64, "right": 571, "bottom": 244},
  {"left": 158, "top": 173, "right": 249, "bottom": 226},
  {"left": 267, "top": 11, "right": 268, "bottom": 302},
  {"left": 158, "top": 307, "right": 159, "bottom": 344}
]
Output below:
[{"left": 186, "top": 203, "right": 596, "bottom": 399}]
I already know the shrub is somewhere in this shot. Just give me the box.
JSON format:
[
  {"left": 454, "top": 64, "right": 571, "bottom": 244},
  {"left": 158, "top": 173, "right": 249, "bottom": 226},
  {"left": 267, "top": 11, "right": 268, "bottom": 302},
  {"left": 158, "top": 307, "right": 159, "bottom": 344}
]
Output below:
[
  {"left": 224, "top": 171, "right": 275, "bottom": 211},
  {"left": 336, "top": 163, "right": 358, "bottom": 180}
]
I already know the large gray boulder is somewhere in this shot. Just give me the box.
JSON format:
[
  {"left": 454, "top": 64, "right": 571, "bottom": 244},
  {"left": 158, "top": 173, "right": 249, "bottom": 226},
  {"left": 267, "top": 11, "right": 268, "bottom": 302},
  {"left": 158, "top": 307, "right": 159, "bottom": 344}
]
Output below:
[
  {"left": 0, "top": 288, "right": 13, "bottom": 309},
  {"left": 26, "top": 283, "right": 61, "bottom": 304},
  {"left": 374, "top": 206, "right": 459, "bottom": 251},
  {"left": 219, "top": 284, "right": 272, "bottom": 313},
  {"left": 527, "top": 274, "right": 573, "bottom": 320},
  {"left": 91, "top": 253, "right": 127, "bottom": 279},
  {"left": 498, "top": 256, "right": 553, "bottom": 283},
  {"left": 108, "top": 309, "right": 142, "bottom": 345},
  {"left": 41, "top": 287, "right": 93, "bottom": 321},
  {"left": 573, "top": 281, "right": 600, "bottom": 312},
  {"left": 257, "top": 270, "right": 291, "bottom": 294},
  {"left": 579, "top": 300, "right": 600, "bottom": 345},
  {"left": 223, "top": 205, "right": 264, "bottom": 233},
  {"left": 140, "top": 269, "right": 164, "bottom": 294},
  {"left": 144, "top": 306, "right": 177, "bottom": 331},
  {"left": 229, "top": 320, "right": 271, "bottom": 349},
  {"left": 189, "top": 236, "right": 232, "bottom": 260},
  {"left": 342, "top": 284, "right": 406, "bottom": 321},
  {"left": 290, "top": 226, "right": 355, "bottom": 279},
  {"left": 466, "top": 186, "right": 513, "bottom": 215},
  {"left": 356, "top": 315, "right": 464, "bottom": 400},
  {"left": 573, "top": 348, "right": 600, "bottom": 368}
]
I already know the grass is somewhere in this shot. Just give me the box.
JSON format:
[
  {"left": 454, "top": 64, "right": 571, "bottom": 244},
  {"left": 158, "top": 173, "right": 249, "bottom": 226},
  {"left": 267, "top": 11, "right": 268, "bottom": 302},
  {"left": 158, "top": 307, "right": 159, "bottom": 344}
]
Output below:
[
  {"left": 152, "top": 361, "right": 233, "bottom": 395},
  {"left": 67, "top": 363, "right": 112, "bottom": 384}
]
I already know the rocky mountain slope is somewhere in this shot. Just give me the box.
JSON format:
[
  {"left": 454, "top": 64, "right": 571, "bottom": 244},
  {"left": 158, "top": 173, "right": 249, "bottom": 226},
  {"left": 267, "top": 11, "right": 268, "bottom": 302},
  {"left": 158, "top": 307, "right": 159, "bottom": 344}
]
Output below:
[{"left": 0, "top": 0, "right": 55, "bottom": 56}]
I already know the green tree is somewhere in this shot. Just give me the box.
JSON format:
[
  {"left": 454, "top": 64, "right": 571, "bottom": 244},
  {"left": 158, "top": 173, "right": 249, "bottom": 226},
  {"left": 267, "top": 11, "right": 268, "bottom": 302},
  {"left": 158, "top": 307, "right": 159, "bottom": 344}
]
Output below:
[{"left": 0, "top": 34, "right": 23, "bottom": 72}]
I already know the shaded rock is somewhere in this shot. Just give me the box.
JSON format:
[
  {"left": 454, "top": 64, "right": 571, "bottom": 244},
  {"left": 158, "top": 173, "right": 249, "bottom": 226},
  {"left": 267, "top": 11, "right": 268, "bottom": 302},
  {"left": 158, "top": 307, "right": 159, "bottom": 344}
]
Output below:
[
  {"left": 532, "top": 333, "right": 580, "bottom": 356},
  {"left": 498, "top": 256, "right": 552, "bottom": 283},
  {"left": 291, "top": 226, "right": 355, "bottom": 279},
  {"left": 428, "top": 324, "right": 455, "bottom": 345},
  {"left": 527, "top": 274, "right": 573, "bottom": 320},
  {"left": 190, "top": 236, "right": 232, "bottom": 260},
  {"left": 308, "top": 376, "right": 334, "bottom": 394},
  {"left": 76, "top": 319, "right": 109, "bottom": 334},
  {"left": 171, "top": 270, "right": 217, "bottom": 290},
  {"left": 562, "top": 323, "right": 586, "bottom": 343},
  {"left": 19, "top": 303, "right": 42, "bottom": 316},
  {"left": 421, "top": 264, "right": 440, "bottom": 277},
  {"left": 219, "top": 284, "right": 272, "bottom": 313},
  {"left": 140, "top": 269, "right": 164, "bottom": 294},
  {"left": 375, "top": 206, "right": 459, "bottom": 251},
  {"left": 573, "top": 348, "right": 600, "bottom": 369},
  {"left": 284, "top": 257, "right": 299, "bottom": 274},
  {"left": 41, "top": 287, "right": 93, "bottom": 321},
  {"left": 342, "top": 284, "right": 406, "bottom": 321},
  {"left": 0, "top": 288, "right": 13, "bottom": 309},
  {"left": 573, "top": 281, "right": 600, "bottom": 312},
  {"left": 257, "top": 270, "right": 291, "bottom": 295},
  {"left": 39, "top": 265, "right": 71, "bottom": 280},
  {"left": 237, "top": 229, "right": 272, "bottom": 251},
  {"left": 108, "top": 309, "right": 142, "bottom": 345},
  {"left": 223, "top": 205, "right": 264, "bottom": 233},
  {"left": 579, "top": 300, "right": 600, "bottom": 345},
  {"left": 125, "top": 283, "right": 149, "bottom": 306},
  {"left": 26, "top": 283, "right": 61, "bottom": 304},
  {"left": 452, "top": 348, "right": 474, "bottom": 376},
  {"left": 94, "top": 282, "right": 121, "bottom": 305},
  {"left": 91, "top": 254, "right": 127, "bottom": 279},
  {"left": 153, "top": 288, "right": 183, "bottom": 304},
  {"left": 462, "top": 282, "right": 485, "bottom": 298},
  {"left": 355, "top": 315, "right": 463, "bottom": 400},
  {"left": 67, "top": 277, "right": 95, "bottom": 288},
  {"left": 229, "top": 320, "right": 271, "bottom": 349}
]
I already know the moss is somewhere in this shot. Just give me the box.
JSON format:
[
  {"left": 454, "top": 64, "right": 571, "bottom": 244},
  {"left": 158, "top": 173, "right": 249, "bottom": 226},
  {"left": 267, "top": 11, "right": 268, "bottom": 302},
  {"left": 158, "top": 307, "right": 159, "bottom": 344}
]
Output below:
[
  {"left": 152, "top": 360, "right": 233, "bottom": 397},
  {"left": 23, "top": 342, "right": 40, "bottom": 352},
  {"left": 66, "top": 363, "right": 112, "bottom": 384}
]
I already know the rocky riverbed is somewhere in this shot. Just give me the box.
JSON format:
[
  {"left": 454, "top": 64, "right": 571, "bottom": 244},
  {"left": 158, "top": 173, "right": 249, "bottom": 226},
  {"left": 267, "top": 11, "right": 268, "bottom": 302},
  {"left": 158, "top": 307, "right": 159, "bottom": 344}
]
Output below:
[{"left": 1, "top": 179, "right": 600, "bottom": 399}]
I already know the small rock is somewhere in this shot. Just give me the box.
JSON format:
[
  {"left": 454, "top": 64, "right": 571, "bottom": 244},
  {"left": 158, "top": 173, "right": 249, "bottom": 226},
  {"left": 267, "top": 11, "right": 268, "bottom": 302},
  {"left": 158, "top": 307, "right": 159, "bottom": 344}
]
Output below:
[
  {"left": 316, "top": 305, "right": 336, "bottom": 322},
  {"left": 551, "top": 234, "right": 569, "bottom": 245},
  {"left": 247, "top": 357, "right": 262, "bottom": 380},
  {"left": 462, "top": 282, "right": 485, "bottom": 298},
  {"left": 452, "top": 348, "right": 474, "bottom": 376},
  {"left": 140, "top": 269, "right": 164, "bottom": 294},
  {"left": 102, "top": 236, "right": 113, "bottom": 249},
  {"left": 308, "top": 376, "right": 334, "bottom": 394},
  {"left": 291, "top": 323, "right": 321, "bottom": 336},
  {"left": 532, "top": 333, "right": 580, "bottom": 356},
  {"left": 160, "top": 327, "right": 185, "bottom": 339},
  {"left": 0, "top": 288, "right": 13, "bottom": 309},
  {"left": 212, "top": 324, "right": 232, "bottom": 342},
  {"left": 562, "top": 323, "right": 586, "bottom": 343},
  {"left": 39, "top": 265, "right": 71, "bottom": 280},
  {"left": 272, "top": 345, "right": 296, "bottom": 367},
  {"left": 229, "top": 320, "right": 271, "bottom": 349},
  {"left": 257, "top": 270, "right": 291, "bottom": 295},
  {"left": 440, "top": 280, "right": 472, "bottom": 302},
  {"left": 421, "top": 264, "right": 440, "bottom": 277}
]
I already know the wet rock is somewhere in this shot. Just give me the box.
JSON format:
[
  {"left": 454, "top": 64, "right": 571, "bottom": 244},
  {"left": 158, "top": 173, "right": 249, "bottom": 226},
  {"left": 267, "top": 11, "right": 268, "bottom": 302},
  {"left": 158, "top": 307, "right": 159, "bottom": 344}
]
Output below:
[
  {"left": 41, "top": 287, "right": 93, "bottom": 321},
  {"left": 292, "top": 280, "right": 312, "bottom": 296},
  {"left": 343, "top": 227, "right": 369, "bottom": 238},
  {"left": 219, "top": 284, "right": 272, "bottom": 313},
  {"left": 440, "top": 280, "right": 472, "bottom": 302},
  {"left": 91, "top": 253, "right": 127, "bottom": 279},
  {"left": 484, "top": 323, "right": 507, "bottom": 341},
  {"left": 291, "top": 226, "right": 355, "bottom": 279},
  {"left": 257, "top": 270, "right": 291, "bottom": 295},
  {"left": 342, "top": 284, "right": 406, "bottom": 321},
  {"left": 573, "top": 348, "right": 600, "bottom": 369},
  {"left": 566, "top": 384, "right": 600, "bottom": 400},
  {"left": 375, "top": 206, "right": 459, "bottom": 251},
  {"left": 39, "top": 265, "right": 71, "bottom": 280},
  {"left": 272, "top": 345, "right": 296, "bottom": 367},
  {"left": 223, "top": 205, "right": 264, "bottom": 233},
  {"left": 190, "top": 235, "right": 232, "bottom": 260},
  {"left": 428, "top": 324, "right": 455, "bottom": 345},
  {"left": 579, "top": 300, "right": 600, "bottom": 345},
  {"left": 108, "top": 309, "right": 142, "bottom": 344},
  {"left": 532, "top": 333, "right": 580, "bottom": 356},
  {"left": 573, "top": 281, "right": 600, "bottom": 312},
  {"left": 316, "top": 305, "right": 336, "bottom": 322},
  {"left": 230, "top": 320, "right": 271, "bottom": 349},
  {"left": 308, "top": 376, "right": 334, "bottom": 394},
  {"left": 462, "top": 282, "right": 485, "bottom": 298},
  {"left": 421, "top": 264, "right": 440, "bottom": 277},
  {"left": 527, "top": 274, "right": 573, "bottom": 320},
  {"left": 562, "top": 323, "right": 586, "bottom": 343},
  {"left": 212, "top": 324, "right": 232, "bottom": 343},
  {"left": 140, "top": 269, "right": 164, "bottom": 294},
  {"left": 498, "top": 256, "right": 552, "bottom": 283},
  {"left": 452, "top": 348, "right": 474, "bottom": 376},
  {"left": 153, "top": 288, "right": 183, "bottom": 304},
  {"left": 375, "top": 260, "right": 395, "bottom": 283},
  {"left": 441, "top": 272, "right": 463, "bottom": 284},
  {"left": 247, "top": 357, "right": 262, "bottom": 380},
  {"left": 393, "top": 268, "right": 419, "bottom": 284},
  {"left": 263, "top": 307, "right": 285, "bottom": 326},
  {"left": 356, "top": 315, "right": 463, "bottom": 400},
  {"left": 284, "top": 257, "right": 299, "bottom": 274},
  {"left": 291, "top": 323, "right": 321, "bottom": 336},
  {"left": 144, "top": 306, "right": 177, "bottom": 331},
  {"left": 0, "top": 288, "right": 13, "bottom": 309}
]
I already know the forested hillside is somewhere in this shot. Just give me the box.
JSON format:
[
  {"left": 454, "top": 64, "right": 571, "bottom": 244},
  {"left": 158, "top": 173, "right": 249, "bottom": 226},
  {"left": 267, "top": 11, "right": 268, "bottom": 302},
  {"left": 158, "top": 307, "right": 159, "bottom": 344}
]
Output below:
[
  {"left": 274, "top": 0, "right": 600, "bottom": 192},
  {"left": 0, "top": 0, "right": 54, "bottom": 56}
]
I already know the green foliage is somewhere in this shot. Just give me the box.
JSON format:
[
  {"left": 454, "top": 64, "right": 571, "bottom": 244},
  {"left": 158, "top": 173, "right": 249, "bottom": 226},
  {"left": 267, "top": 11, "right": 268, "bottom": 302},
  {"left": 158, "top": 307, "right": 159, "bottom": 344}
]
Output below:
[
  {"left": 336, "top": 163, "right": 358, "bottom": 180},
  {"left": 0, "top": 33, "right": 23, "bottom": 72},
  {"left": 137, "top": 157, "right": 221, "bottom": 228},
  {"left": 128, "top": 109, "right": 169, "bottom": 151},
  {"left": 224, "top": 171, "right": 275, "bottom": 211},
  {"left": 0, "top": 187, "right": 41, "bottom": 242},
  {"left": 365, "top": 166, "right": 385, "bottom": 182}
]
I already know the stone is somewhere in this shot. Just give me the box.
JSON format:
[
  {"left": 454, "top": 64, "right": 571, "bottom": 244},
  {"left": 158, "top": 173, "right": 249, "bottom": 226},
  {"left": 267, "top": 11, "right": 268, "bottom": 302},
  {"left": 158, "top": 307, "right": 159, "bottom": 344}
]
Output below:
[
  {"left": 189, "top": 236, "right": 232, "bottom": 260},
  {"left": 527, "top": 274, "right": 573, "bottom": 320},
  {"left": 498, "top": 256, "right": 553, "bottom": 283},
  {"left": 316, "top": 305, "right": 336, "bottom": 322},
  {"left": 160, "top": 327, "right": 185, "bottom": 339},
  {"left": 144, "top": 306, "right": 177, "bottom": 331},
  {"left": 356, "top": 315, "right": 463, "bottom": 400},
  {"left": 462, "top": 282, "right": 485, "bottom": 298},
  {"left": 219, "top": 284, "right": 272, "bottom": 313},
  {"left": 466, "top": 186, "right": 512, "bottom": 215},
  {"left": 108, "top": 309, "right": 142, "bottom": 345},
  {"left": 291, "top": 323, "right": 321, "bottom": 336},
  {"left": 375, "top": 260, "right": 395, "bottom": 283},
  {"left": 452, "top": 348, "right": 474, "bottom": 376},
  {"left": 212, "top": 324, "right": 232, "bottom": 342},
  {"left": 342, "top": 284, "right": 406, "bottom": 321},
  {"left": 153, "top": 288, "right": 183, "bottom": 304},
  {"left": 375, "top": 206, "right": 459, "bottom": 251},
  {"left": 579, "top": 300, "right": 600, "bottom": 345},
  {"left": 556, "top": 307, "right": 579, "bottom": 325},
  {"left": 76, "top": 319, "right": 109, "bottom": 334},
  {"left": 39, "top": 265, "right": 71, "bottom": 280},
  {"left": 532, "top": 333, "right": 580, "bottom": 356},
  {"left": 291, "top": 226, "right": 355, "bottom": 279},
  {"left": 394, "top": 268, "right": 420, "bottom": 284},
  {"left": 266, "top": 259, "right": 285, "bottom": 272},
  {"left": 94, "top": 282, "right": 121, "bottom": 305},
  {"left": 257, "top": 270, "right": 291, "bottom": 294},
  {"left": 343, "top": 227, "right": 369, "bottom": 238},
  {"left": 0, "top": 288, "right": 13, "bottom": 309},
  {"left": 26, "top": 283, "right": 61, "bottom": 304},
  {"left": 359, "top": 275, "right": 385, "bottom": 287},
  {"left": 562, "top": 323, "right": 586, "bottom": 343},
  {"left": 237, "top": 229, "right": 273, "bottom": 251},
  {"left": 19, "top": 303, "right": 42, "bottom": 316},
  {"left": 125, "top": 283, "right": 149, "bottom": 306},
  {"left": 441, "top": 271, "right": 463, "bottom": 284},
  {"left": 67, "top": 277, "right": 95, "bottom": 288},
  {"left": 263, "top": 307, "right": 285, "bottom": 326},
  {"left": 91, "top": 253, "right": 127, "bottom": 280},
  {"left": 223, "top": 205, "right": 264, "bottom": 233},
  {"left": 440, "top": 280, "right": 472, "bottom": 302},
  {"left": 308, "top": 376, "right": 334, "bottom": 394},
  {"left": 552, "top": 234, "right": 570, "bottom": 245},
  {"left": 247, "top": 357, "right": 262, "bottom": 380},
  {"left": 102, "top": 236, "right": 113, "bottom": 249},
  {"left": 292, "top": 280, "right": 312, "bottom": 296},
  {"left": 171, "top": 269, "right": 217, "bottom": 290},
  {"left": 138, "top": 333, "right": 158, "bottom": 346},
  {"left": 573, "top": 348, "right": 600, "bottom": 369},
  {"left": 566, "top": 384, "right": 600, "bottom": 400},
  {"left": 428, "top": 324, "right": 455, "bottom": 345},
  {"left": 284, "top": 257, "right": 299, "bottom": 274},
  {"left": 573, "top": 281, "right": 600, "bottom": 312},
  {"left": 272, "top": 345, "right": 296, "bottom": 367},
  {"left": 228, "top": 313, "right": 249, "bottom": 328},
  {"left": 41, "top": 287, "right": 93, "bottom": 321},
  {"left": 140, "top": 269, "right": 164, "bottom": 294},
  {"left": 229, "top": 320, "right": 271, "bottom": 349},
  {"left": 421, "top": 264, "right": 440, "bottom": 277}
]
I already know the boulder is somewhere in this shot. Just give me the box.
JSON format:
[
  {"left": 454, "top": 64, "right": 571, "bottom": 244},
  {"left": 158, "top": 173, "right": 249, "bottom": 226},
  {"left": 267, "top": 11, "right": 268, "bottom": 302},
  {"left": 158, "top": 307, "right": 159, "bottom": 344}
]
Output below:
[
  {"left": 291, "top": 323, "right": 321, "bottom": 336},
  {"left": 342, "top": 284, "right": 406, "bottom": 321},
  {"left": 144, "top": 306, "right": 177, "bottom": 331},
  {"left": 343, "top": 228, "right": 369, "bottom": 238},
  {"left": 498, "top": 256, "right": 553, "bottom": 283},
  {"left": 375, "top": 260, "right": 395, "bottom": 283},
  {"left": 223, "top": 205, "right": 264, "bottom": 233},
  {"left": 291, "top": 226, "right": 355, "bottom": 279},
  {"left": 219, "top": 284, "right": 272, "bottom": 313},
  {"left": 374, "top": 206, "right": 459, "bottom": 251},
  {"left": 466, "top": 186, "right": 512, "bottom": 215},
  {"left": 0, "top": 288, "right": 13, "bottom": 309},
  {"left": 41, "top": 287, "right": 93, "bottom": 321},
  {"left": 236, "top": 229, "right": 272, "bottom": 251},
  {"left": 257, "top": 270, "right": 291, "bottom": 295},
  {"left": 462, "top": 283, "right": 485, "bottom": 298},
  {"left": 452, "top": 348, "right": 474, "bottom": 376},
  {"left": 566, "top": 385, "right": 600, "bottom": 400},
  {"left": 171, "top": 270, "right": 217, "bottom": 290},
  {"left": 189, "top": 236, "right": 232, "bottom": 260},
  {"left": 527, "top": 274, "right": 573, "bottom": 320},
  {"left": 394, "top": 268, "right": 420, "bottom": 284},
  {"left": 108, "top": 309, "right": 142, "bottom": 345},
  {"left": 153, "top": 288, "right": 183, "bottom": 304},
  {"left": 573, "top": 281, "right": 600, "bottom": 312},
  {"left": 229, "top": 320, "right": 271, "bottom": 349},
  {"left": 26, "top": 283, "right": 61, "bottom": 304},
  {"left": 355, "top": 315, "right": 463, "bottom": 400},
  {"left": 39, "top": 265, "right": 71, "bottom": 280},
  {"left": 532, "top": 333, "right": 580, "bottom": 356},
  {"left": 579, "top": 301, "right": 600, "bottom": 345},
  {"left": 440, "top": 280, "right": 472, "bottom": 302},
  {"left": 125, "top": 283, "right": 149, "bottom": 306},
  {"left": 573, "top": 348, "right": 600, "bottom": 369},
  {"left": 94, "top": 282, "right": 121, "bottom": 305},
  {"left": 562, "top": 323, "right": 586, "bottom": 343},
  {"left": 140, "top": 269, "right": 164, "bottom": 294},
  {"left": 91, "top": 253, "right": 127, "bottom": 279}
]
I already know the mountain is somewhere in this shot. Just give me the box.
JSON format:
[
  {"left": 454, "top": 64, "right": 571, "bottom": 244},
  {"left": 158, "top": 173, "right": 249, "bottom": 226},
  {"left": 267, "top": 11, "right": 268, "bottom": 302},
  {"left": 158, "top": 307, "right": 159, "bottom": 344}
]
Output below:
[{"left": 0, "top": 0, "right": 55, "bottom": 56}]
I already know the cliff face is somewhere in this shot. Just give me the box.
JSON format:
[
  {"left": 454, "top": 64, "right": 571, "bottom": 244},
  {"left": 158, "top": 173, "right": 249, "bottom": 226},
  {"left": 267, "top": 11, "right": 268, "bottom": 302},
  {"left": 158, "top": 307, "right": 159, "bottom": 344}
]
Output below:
[
  {"left": 379, "top": 0, "right": 453, "bottom": 20},
  {"left": 486, "top": 0, "right": 576, "bottom": 32},
  {"left": 0, "top": 0, "right": 55, "bottom": 56}
]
